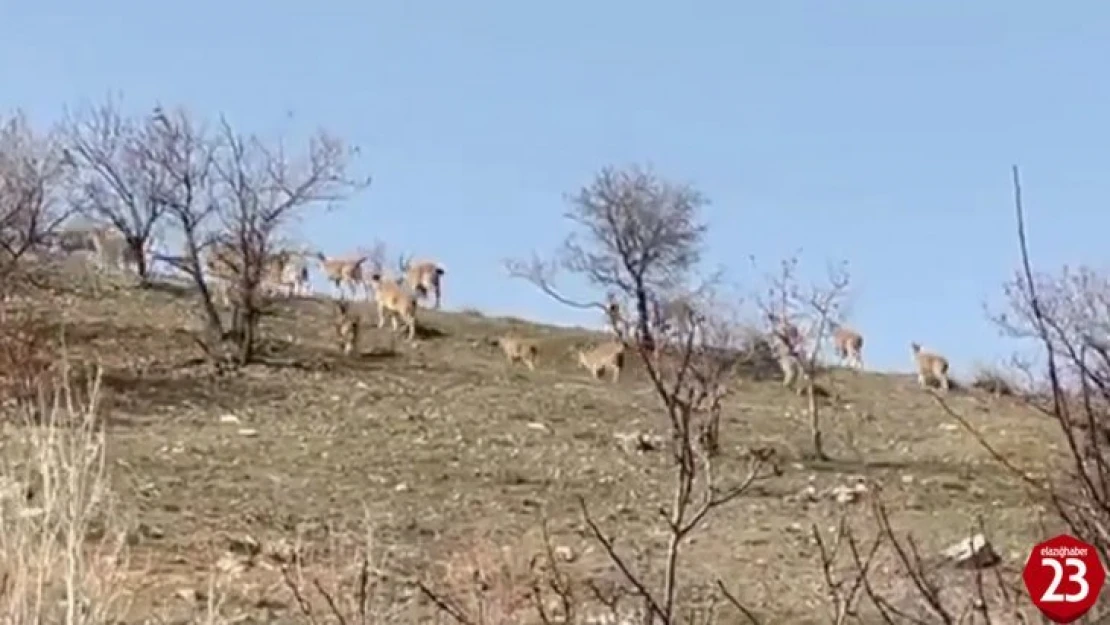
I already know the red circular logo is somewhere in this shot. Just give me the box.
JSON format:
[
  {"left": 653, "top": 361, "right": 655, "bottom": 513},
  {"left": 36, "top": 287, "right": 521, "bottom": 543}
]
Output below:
[{"left": 1023, "top": 534, "right": 1106, "bottom": 623}]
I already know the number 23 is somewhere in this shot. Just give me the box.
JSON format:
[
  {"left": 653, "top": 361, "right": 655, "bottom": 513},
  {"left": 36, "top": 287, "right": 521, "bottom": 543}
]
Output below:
[{"left": 1041, "top": 557, "right": 1090, "bottom": 603}]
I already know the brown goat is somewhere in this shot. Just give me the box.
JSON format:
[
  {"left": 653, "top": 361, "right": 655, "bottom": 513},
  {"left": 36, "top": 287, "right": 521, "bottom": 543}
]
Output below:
[
  {"left": 576, "top": 341, "right": 626, "bottom": 383},
  {"left": 366, "top": 273, "right": 418, "bottom": 341},
  {"left": 400, "top": 256, "right": 446, "bottom": 309},
  {"left": 496, "top": 336, "right": 539, "bottom": 371},
  {"left": 334, "top": 300, "right": 360, "bottom": 356},
  {"left": 832, "top": 324, "right": 865, "bottom": 370},
  {"left": 317, "top": 252, "right": 369, "bottom": 300},
  {"left": 910, "top": 342, "right": 950, "bottom": 391}
]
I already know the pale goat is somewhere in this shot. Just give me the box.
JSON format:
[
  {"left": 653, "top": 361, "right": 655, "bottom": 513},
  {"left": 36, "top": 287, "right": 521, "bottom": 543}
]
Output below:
[
  {"left": 317, "top": 252, "right": 369, "bottom": 300},
  {"left": 366, "top": 272, "right": 418, "bottom": 341},
  {"left": 576, "top": 341, "right": 626, "bottom": 384},
  {"left": 496, "top": 336, "right": 539, "bottom": 371},
  {"left": 910, "top": 342, "right": 950, "bottom": 392}
]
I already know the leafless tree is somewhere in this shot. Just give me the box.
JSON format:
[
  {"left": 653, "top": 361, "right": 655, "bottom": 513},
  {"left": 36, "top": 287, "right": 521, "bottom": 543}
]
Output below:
[
  {"left": 507, "top": 164, "right": 709, "bottom": 353},
  {"left": 63, "top": 95, "right": 167, "bottom": 284},
  {"left": 207, "top": 117, "right": 370, "bottom": 364},
  {"left": 136, "top": 105, "right": 225, "bottom": 343},
  {"left": 502, "top": 165, "right": 776, "bottom": 623},
  {"left": 985, "top": 166, "right": 1110, "bottom": 576},
  {"left": 757, "top": 255, "right": 852, "bottom": 461},
  {"left": 0, "top": 111, "right": 77, "bottom": 286}
]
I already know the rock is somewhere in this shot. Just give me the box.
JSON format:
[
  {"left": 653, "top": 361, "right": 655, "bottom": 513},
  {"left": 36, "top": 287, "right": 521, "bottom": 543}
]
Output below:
[
  {"left": 801, "top": 484, "right": 820, "bottom": 502},
  {"left": 264, "top": 538, "right": 297, "bottom": 564},
  {"left": 942, "top": 534, "right": 1000, "bottom": 569},
  {"left": 238, "top": 428, "right": 259, "bottom": 437},
  {"left": 219, "top": 414, "right": 241, "bottom": 424},
  {"left": 831, "top": 485, "right": 858, "bottom": 504},
  {"left": 395, "top": 482, "right": 410, "bottom": 492},
  {"left": 227, "top": 535, "right": 261, "bottom": 556},
  {"left": 615, "top": 432, "right": 664, "bottom": 454},
  {"left": 553, "top": 545, "right": 576, "bottom": 562},
  {"left": 527, "top": 422, "right": 552, "bottom": 434},
  {"left": 216, "top": 553, "right": 250, "bottom": 578},
  {"left": 175, "top": 587, "right": 204, "bottom": 603}
]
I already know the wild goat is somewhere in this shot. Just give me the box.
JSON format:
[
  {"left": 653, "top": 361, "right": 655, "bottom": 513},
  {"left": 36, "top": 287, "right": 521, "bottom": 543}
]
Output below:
[
  {"left": 334, "top": 300, "right": 360, "bottom": 356},
  {"left": 261, "top": 251, "right": 311, "bottom": 298},
  {"left": 767, "top": 312, "right": 805, "bottom": 357},
  {"left": 317, "top": 252, "right": 369, "bottom": 300},
  {"left": 88, "top": 228, "right": 146, "bottom": 275},
  {"left": 771, "top": 333, "right": 806, "bottom": 390},
  {"left": 910, "top": 342, "right": 950, "bottom": 391},
  {"left": 400, "top": 255, "right": 446, "bottom": 310},
  {"left": 603, "top": 296, "right": 698, "bottom": 366},
  {"left": 831, "top": 324, "right": 865, "bottom": 370},
  {"left": 366, "top": 272, "right": 418, "bottom": 341},
  {"left": 496, "top": 335, "right": 539, "bottom": 371},
  {"left": 576, "top": 341, "right": 626, "bottom": 383}
]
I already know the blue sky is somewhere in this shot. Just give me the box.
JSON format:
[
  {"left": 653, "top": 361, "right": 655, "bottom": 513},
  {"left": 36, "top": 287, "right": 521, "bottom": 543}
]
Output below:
[{"left": 2, "top": 1, "right": 1107, "bottom": 376}]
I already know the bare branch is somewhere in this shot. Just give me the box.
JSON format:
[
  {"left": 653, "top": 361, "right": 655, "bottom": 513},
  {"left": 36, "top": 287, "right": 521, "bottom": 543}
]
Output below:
[
  {"left": 62, "top": 94, "right": 167, "bottom": 283},
  {"left": 0, "top": 110, "right": 77, "bottom": 284},
  {"left": 208, "top": 115, "right": 370, "bottom": 365}
]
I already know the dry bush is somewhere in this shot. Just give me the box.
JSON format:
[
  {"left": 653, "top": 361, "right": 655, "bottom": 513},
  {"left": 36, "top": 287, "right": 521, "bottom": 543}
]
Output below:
[
  {"left": 812, "top": 498, "right": 1036, "bottom": 624},
  {"left": 422, "top": 536, "right": 537, "bottom": 625},
  {"left": 0, "top": 309, "right": 56, "bottom": 409},
  {"left": 278, "top": 521, "right": 414, "bottom": 625},
  {"left": 968, "top": 364, "right": 1016, "bottom": 397},
  {"left": 0, "top": 362, "right": 133, "bottom": 625}
]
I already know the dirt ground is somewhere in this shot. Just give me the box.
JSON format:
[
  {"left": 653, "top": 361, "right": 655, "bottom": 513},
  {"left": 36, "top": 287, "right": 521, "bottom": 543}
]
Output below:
[{"left": 0, "top": 265, "right": 1072, "bottom": 624}]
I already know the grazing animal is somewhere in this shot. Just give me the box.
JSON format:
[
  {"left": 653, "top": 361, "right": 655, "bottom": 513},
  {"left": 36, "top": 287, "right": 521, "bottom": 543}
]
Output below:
[
  {"left": 89, "top": 228, "right": 144, "bottom": 274},
  {"left": 496, "top": 335, "right": 539, "bottom": 371},
  {"left": 771, "top": 333, "right": 806, "bottom": 390},
  {"left": 334, "top": 300, "right": 360, "bottom": 356},
  {"left": 400, "top": 256, "right": 446, "bottom": 309},
  {"left": 911, "top": 342, "right": 950, "bottom": 391},
  {"left": 366, "top": 273, "right": 418, "bottom": 341},
  {"left": 317, "top": 252, "right": 369, "bottom": 300},
  {"left": 832, "top": 324, "right": 865, "bottom": 370},
  {"left": 50, "top": 227, "right": 99, "bottom": 255},
  {"left": 576, "top": 341, "right": 626, "bottom": 383},
  {"left": 261, "top": 250, "right": 311, "bottom": 298},
  {"left": 767, "top": 312, "right": 804, "bottom": 357},
  {"left": 603, "top": 296, "right": 698, "bottom": 366},
  {"left": 202, "top": 242, "right": 241, "bottom": 306}
]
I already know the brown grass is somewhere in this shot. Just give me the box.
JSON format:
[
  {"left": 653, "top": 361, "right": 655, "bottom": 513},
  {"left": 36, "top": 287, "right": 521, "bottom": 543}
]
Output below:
[{"left": 0, "top": 263, "right": 1070, "bottom": 623}]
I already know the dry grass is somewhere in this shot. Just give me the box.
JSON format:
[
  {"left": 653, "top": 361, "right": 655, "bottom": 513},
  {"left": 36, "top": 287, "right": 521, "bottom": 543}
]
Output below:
[
  {"left": 0, "top": 262, "right": 1071, "bottom": 623},
  {"left": 0, "top": 367, "right": 132, "bottom": 624}
]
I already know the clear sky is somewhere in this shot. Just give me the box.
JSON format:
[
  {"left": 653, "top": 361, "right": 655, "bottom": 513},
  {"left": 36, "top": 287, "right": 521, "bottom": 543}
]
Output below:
[{"left": 2, "top": 1, "right": 1107, "bottom": 376}]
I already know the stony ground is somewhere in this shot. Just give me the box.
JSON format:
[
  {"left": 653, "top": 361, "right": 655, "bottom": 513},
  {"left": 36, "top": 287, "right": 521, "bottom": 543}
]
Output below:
[{"left": 0, "top": 263, "right": 1073, "bottom": 624}]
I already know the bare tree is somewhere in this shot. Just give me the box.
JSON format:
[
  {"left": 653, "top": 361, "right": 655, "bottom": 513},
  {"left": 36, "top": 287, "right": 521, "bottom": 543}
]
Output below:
[
  {"left": 137, "top": 105, "right": 224, "bottom": 343},
  {"left": 986, "top": 166, "right": 1110, "bottom": 576},
  {"left": 757, "top": 255, "right": 852, "bottom": 461},
  {"left": 207, "top": 116, "right": 370, "bottom": 364},
  {"left": 63, "top": 96, "right": 167, "bottom": 284},
  {"left": 507, "top": 164, "right": 709, "bottom": 353},
  {"left": 502, "top": 165, "right": 777, "bottom": 623},
  {"left": 0, "top": 111, "right": 77, "bottom": 286}
]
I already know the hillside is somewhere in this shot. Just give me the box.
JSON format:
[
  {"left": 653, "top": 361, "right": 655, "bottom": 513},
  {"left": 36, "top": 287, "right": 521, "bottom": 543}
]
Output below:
[{"left": 0, "top": 262, "right": 1068, "bottom": 624}]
